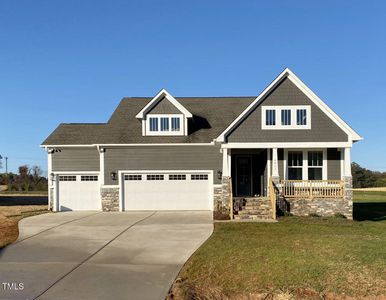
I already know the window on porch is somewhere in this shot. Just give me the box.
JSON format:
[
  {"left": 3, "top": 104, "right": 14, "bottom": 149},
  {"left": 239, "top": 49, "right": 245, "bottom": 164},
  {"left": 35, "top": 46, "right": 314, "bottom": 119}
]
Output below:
[
  {"left": 286, "top": 150, "right": 326, "bottom": 180},
  {"left": 288, "top": 151, "right": 303, "bottom": 180},
  {"left": 308, "top": 151, "right": 323, "bottom": 180}
]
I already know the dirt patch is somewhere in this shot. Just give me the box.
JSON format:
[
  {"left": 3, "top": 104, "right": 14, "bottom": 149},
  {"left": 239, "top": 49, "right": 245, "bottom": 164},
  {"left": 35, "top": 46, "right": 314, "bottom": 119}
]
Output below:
[{"left": 0, "top": 205, "right": 48, "bottom": 248}]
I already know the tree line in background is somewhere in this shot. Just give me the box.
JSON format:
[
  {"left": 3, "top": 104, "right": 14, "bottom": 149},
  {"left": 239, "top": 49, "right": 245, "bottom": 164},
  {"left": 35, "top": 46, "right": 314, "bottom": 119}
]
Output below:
[
  {"left": 0, "top": 162, "right": 384, "bottom": 192},
  {"left": 352, "top": 162, "right": 386, "bottom": 188},
  {"left": 0, "top": 165, "right": 48, "bottom": 192}
]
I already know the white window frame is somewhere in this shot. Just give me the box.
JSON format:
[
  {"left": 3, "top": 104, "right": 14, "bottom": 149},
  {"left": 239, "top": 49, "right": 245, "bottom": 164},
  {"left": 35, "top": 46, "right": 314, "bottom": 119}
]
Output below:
[
  {"left": 145, "top": 114, "right": 184, "bottom": 136},
  {"left": 262, "top": 106, "right": 311, "bottom": 130},
  {"left": 284, "top": 149, "right": 327, "bottom": 180}
]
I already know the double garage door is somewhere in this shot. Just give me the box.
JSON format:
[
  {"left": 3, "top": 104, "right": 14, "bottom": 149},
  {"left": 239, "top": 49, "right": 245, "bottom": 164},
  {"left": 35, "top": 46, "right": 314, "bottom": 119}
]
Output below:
[
  {"left": 58, "top": 174, "right": 100, "bottom": 211},
  {"left": 56, "top": 171, "right": 212, "bottom": 211},
  {"left": 123, "top": 171, "right": 212, "bottom": 211}
]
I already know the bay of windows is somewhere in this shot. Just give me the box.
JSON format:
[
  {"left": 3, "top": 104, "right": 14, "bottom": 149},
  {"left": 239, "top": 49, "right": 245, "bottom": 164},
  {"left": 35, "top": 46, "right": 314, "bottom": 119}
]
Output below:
[
  {"left": 286, "top": 150, "right": 324, "bottom": 180},
  {"left": 147, "top": 115, "right": 182, "bottom": 135},
  {"left": 262, "top": 106, "right": 310, "bottom": 129}
]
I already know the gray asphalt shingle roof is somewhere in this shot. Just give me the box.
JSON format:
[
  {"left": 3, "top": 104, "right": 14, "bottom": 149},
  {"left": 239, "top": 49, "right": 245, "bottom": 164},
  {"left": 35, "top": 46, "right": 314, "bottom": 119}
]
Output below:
[{"left": 41, "top": 97, "right": 255, "bottom": 145}]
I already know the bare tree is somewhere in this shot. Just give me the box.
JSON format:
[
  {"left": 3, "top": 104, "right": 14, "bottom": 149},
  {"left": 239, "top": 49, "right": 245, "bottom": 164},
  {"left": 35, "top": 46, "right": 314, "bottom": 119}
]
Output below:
[{"left": 31, "top": 165, "right": 43, "bottom": 188}]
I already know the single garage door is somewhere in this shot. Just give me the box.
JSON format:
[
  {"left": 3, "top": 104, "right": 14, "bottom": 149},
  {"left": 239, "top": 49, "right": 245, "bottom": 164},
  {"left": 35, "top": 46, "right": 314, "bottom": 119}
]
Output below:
[
  {"left": 123, "top": 171, "right": 212, "bottom": 210},
  {"left": 58, "top": 174, "right": 101, "bottom": 211}
]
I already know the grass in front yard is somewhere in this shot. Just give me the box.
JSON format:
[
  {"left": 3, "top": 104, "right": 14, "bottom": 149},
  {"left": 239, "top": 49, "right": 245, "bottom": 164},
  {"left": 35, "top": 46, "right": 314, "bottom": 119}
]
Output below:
[
  {"left": 354, "top": 190, "right": 386, "bottom": 202},
  {"left": 353, "top": 190, "right": 386, "bottom": 221},
  {"left": 172, "top": 217, "right": 386, "bottom": 299},
  {"left": 0, "top": 195, "right": 48, "bottom": 248}
]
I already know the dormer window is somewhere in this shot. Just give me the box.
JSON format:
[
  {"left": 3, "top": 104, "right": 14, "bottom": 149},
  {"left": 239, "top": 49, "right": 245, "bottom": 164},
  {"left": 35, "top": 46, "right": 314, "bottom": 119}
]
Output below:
[
  {"left": 146, "top": 115, "right": 183, "bottom": 135},
  {"left": 136, "top": 89, "right": 193, "bottom": 136},
  {"left": 171, "top": 117, "right": 180, "bottom": 131},
  {"left": 262, "top": 106, "right": 311, "bottom": 130}
]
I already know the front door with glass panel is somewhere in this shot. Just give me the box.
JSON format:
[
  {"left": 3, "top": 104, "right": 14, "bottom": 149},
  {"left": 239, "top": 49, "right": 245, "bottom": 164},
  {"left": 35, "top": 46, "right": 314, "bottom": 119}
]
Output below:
[{"left": 236, "top": 156, "right": 252, "bottom": 196}]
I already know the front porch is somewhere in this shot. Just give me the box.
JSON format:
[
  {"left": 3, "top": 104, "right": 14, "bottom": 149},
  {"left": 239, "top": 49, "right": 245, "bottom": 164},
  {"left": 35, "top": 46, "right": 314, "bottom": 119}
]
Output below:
[{"left": 219, "top": 145, "right": 353, "bottom": 220}]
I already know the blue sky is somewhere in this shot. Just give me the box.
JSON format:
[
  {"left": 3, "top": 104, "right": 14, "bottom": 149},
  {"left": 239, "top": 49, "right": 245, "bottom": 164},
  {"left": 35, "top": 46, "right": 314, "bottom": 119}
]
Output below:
[{"left": 0, "top": 0, "right": 385, "bottom": 174}]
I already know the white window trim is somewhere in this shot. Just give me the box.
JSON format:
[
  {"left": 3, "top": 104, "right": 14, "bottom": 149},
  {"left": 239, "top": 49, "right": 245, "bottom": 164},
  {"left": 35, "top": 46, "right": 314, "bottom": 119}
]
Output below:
[
  {"left": 284, "top": 149, "right": 327, "bottom": 180},
  {"left": 262, "top": 106, "right": 311, "bottom": 130},
  {"left": 216, "top": 68, "right": 362, "bottom": 142},
  {"left": 145, "top": 114, "right": 184, "bottom": 136}
]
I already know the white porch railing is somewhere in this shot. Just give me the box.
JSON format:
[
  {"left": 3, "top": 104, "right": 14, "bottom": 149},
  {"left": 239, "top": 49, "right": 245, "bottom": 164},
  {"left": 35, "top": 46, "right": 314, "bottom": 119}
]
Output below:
[{"left": 278, "top": 180, "right": 344, "bottom": 199}]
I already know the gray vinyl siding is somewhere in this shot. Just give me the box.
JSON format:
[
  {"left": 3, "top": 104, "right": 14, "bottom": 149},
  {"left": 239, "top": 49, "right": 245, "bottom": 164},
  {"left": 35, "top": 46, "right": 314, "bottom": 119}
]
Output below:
[
  {"left": 104, "top": 145, "right": 222, "bottom": 185},
  {"left": 227, "top": 78, "right": 348, "bottom": 142},
  {"left": 327, "top": 148, "right": 341, "bottom": 180},
  {"left": 147, "top": 97, "right": 181, "bottom": 114},
  {"left": 52, "top": 148, "right": 100, "bottom": 172}
]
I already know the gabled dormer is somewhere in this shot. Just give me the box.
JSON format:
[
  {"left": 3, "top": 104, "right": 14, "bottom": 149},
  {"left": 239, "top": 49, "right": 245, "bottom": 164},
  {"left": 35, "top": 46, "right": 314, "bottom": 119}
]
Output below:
[{"left": 136, "top": 89, "right": 193, "bottom": 136}]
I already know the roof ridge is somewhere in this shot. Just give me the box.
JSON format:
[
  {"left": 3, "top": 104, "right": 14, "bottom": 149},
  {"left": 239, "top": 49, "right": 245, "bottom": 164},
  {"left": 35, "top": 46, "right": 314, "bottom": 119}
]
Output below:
[
  {"left": 122, "top": 96, "right": 256, "bottom": 99},
  {"left": 61, "top": 123, "right": 106, "bottom": 125}
]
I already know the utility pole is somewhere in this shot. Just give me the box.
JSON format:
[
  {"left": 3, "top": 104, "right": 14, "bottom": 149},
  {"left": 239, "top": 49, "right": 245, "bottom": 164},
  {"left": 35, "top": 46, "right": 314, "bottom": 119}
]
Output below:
[{"left": 5, "top": 157, "right": 8, "bottom": 174}]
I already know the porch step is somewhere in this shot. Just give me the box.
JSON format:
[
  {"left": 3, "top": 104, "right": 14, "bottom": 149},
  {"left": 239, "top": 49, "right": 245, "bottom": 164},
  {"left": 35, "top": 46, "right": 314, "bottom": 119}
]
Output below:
[
  {"left": 234, "top": 196, "right": 274, "bottom": 219},
  {"left": 233, "top": 214, "right": 273, "bottom": 221}
]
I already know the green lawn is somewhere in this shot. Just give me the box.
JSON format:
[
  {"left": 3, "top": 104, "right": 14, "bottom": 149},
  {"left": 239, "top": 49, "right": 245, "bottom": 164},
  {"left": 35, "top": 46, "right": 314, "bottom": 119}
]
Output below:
[
  {"left": 354, "top": 190, "right": 386, "bottom": 202},
  {"left": 172, "top": 217, "right": 386, "bottom": 299},
  {"left": 353, "top": 191, "right": 386, "bottom": 221}
]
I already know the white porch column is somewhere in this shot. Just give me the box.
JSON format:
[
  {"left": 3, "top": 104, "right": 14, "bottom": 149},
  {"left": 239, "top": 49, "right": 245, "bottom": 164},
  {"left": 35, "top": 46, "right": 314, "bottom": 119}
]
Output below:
[
  {"left": 53, "top": 174, "right": 59, "bottom": 212},
  {"left": 99, "top": 147, "right": 105, "bottom": 185},
  {"left": 227, "top": 149, "right": 232, "bottom": 177},
  {"left": 272, "top": 147, "right": 279, "bottom": 178},
  {"left": 47, "top": 150, "right": 53, "bottom": 211},
  {"left": 344, "top": 147, "right": 352, "bottom": 177},
  {"left": 222, "top": 148, "right": 229, "bottom": 176}
]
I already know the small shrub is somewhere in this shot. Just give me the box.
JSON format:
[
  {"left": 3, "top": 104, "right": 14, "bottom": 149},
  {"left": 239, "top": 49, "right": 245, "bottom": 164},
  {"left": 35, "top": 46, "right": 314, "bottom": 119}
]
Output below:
[
  {"left": 213, "top": 211, "right": 230, "bottom": 220},
  {"left": 334, "top": 212, "right": 347, "bottom": 219},
  {"left": 308, "top": 213, "right": 320, "bottom": 217}
]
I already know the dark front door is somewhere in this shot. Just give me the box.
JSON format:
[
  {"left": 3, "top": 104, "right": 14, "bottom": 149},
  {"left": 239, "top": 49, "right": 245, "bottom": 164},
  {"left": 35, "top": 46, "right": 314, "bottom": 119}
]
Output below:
[{"left": 236, "top": 156, "right": 252, "bottom": 196}]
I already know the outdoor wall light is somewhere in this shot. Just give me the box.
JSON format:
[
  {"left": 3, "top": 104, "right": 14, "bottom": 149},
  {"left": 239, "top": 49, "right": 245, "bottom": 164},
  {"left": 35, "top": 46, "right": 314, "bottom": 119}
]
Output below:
[
  {"left": 50, "top": 173, "right": 55, "bottom": 181},
  {"left": 217, "top": 171, "right": 222, "bottom": 180},
  {"left": 110, "top": 171, "right": 117, "bottom": 181}
]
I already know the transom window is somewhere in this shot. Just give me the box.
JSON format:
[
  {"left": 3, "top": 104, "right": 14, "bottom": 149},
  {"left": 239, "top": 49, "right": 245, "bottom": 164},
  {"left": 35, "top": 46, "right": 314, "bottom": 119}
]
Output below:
[
  {"left": 146, "top": 115, "right": 183, "bottom": 135},
  {"left": 124, "top": 174, "right": 142, "bottom": 181},
  {"left": 262, "top": 106, "right": 311, "bottom": 129},
  {"left": 81, "top": 175, "right": 98, "bottom": 181},
  {"left": 169, "top": 174, "right": 186, "bottom": 180},
  {"left": 147, "top": 174, "right": 164, "bottom": 180},
  {"left": 191, "top": 174, "right": 208, "bottom": 180},
  {"left": 59, "top": 175, "right": 76, "bottom": 181}
]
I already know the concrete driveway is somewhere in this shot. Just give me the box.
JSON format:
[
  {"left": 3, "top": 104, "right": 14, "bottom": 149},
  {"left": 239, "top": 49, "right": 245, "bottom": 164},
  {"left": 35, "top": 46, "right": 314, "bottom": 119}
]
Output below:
[{"left": 0, "top": 211, "right": 213, "bottom": 300}]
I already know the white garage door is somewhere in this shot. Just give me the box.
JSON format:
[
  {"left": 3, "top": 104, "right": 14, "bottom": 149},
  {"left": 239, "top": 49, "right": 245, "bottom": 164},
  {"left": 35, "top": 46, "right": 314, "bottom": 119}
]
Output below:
[
  {"left": 58, "top": 174, "right": 101, "bottom": 211},
  {"left": 123, "top": 171, "right": 212, "bottom": 210}
]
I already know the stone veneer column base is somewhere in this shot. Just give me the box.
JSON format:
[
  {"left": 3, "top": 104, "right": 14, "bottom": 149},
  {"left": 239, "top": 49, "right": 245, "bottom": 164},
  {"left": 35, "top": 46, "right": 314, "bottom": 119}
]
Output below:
[
  {"left": 101, "top": 187, "right": 120, "bottom": 212},
  {"left": 213, "top": 176, "right": 231, "bottom": 213}
]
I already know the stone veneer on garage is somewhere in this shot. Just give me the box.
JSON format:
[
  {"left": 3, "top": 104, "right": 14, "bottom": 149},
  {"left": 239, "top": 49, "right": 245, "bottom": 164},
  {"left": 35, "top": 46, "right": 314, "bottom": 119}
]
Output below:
[
  {"left": 213, "top": 176, "right": 232, "bottom": 213},
  {"left": 101, "top": 187, "right": 120, "bottom": 211}
]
